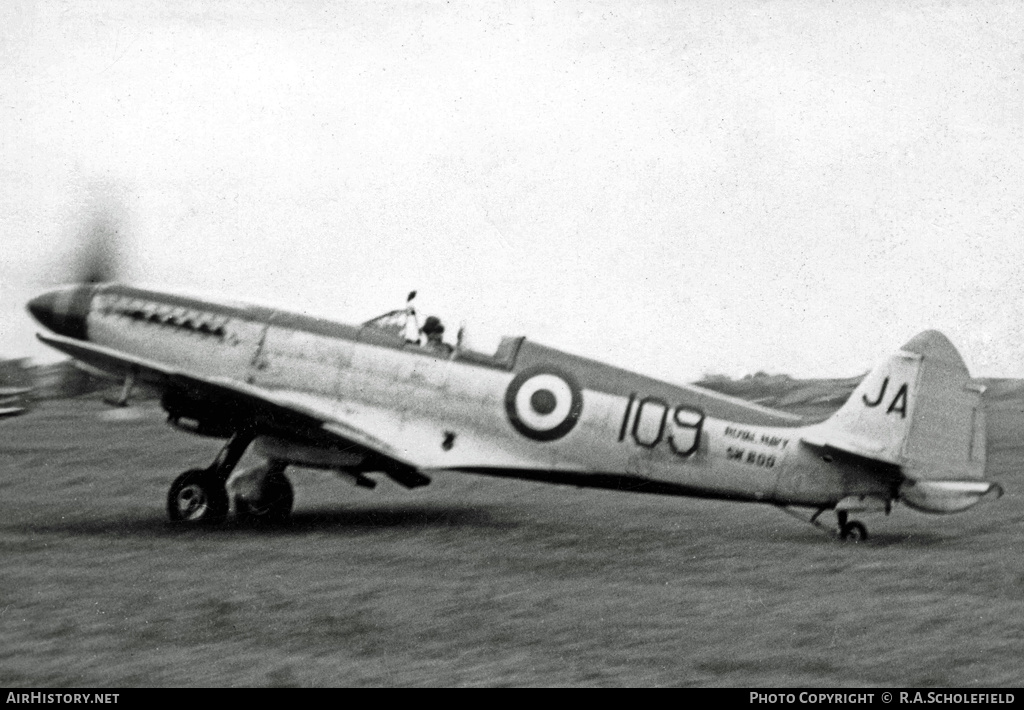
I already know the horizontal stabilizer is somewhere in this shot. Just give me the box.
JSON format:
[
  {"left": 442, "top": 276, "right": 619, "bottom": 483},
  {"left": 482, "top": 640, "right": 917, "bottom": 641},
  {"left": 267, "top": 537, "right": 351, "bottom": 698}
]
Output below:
[{"left": 899, "top": 480, "right": 1003, "bottom": 514}]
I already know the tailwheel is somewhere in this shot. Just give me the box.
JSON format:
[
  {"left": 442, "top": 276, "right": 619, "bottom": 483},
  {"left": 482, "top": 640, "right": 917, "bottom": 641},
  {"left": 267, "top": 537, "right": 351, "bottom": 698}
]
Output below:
[
  {"left": 777, "top": 506, "right": 869, "bottom": 542},
  {"left": 235, "top": 467, "right": 294, "bottom": 526},
  {"left": 840, "top": 521, "right": 868, "bottom": 542},
  {"left": 167, "top": 468, "right": 229, "bottom": 524}
]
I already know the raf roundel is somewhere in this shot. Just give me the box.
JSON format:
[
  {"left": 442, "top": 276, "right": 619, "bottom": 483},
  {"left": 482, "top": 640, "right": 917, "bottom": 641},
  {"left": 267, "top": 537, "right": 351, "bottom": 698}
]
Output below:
[{"left": 504, "top": 366, "right": 583, "bottom": 441}]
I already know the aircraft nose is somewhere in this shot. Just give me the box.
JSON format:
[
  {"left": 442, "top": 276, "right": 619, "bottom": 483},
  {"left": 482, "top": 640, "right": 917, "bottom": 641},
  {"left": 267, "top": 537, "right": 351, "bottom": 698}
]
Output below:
[{"left": 27, "top": 285, "right": 96, "bottom": 340}]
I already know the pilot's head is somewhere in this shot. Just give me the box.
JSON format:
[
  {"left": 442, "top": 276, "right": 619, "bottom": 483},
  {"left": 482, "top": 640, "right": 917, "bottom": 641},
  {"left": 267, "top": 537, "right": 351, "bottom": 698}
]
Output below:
[{"left": 422, "top": 316, "right": 445, "bottom": 341}]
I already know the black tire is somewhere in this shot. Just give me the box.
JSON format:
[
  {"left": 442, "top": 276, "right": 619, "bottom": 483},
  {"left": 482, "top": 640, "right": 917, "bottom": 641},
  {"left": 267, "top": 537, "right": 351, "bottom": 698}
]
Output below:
[
  {"left": 840, "top": 521, "right": 868, "bottom": 542},
  {"left": 167, "top": 468, "right": 229, "bottom": 525},
  {"left": 235, "top": 468, "right": 294, "bottom": 526}
]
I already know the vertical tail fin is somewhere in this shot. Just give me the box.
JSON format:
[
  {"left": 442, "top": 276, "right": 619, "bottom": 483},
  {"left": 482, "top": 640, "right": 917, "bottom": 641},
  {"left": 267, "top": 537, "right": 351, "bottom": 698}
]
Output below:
[{"left": 805, "top": 331, "right": 986, "bottom": 481}]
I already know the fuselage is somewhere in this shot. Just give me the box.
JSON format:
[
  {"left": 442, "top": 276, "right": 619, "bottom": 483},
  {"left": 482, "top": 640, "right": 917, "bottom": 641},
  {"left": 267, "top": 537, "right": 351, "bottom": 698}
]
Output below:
[{"left": 28, "top": 283, "right": 893, "bottom": 508}]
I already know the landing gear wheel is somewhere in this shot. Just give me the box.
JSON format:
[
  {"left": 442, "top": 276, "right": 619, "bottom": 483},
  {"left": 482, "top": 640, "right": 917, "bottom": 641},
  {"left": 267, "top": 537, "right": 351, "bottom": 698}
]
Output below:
[
  {"left": 167, "top": 468, "right": 229, "bottom": 524},
  {"left": 235, "top": 468, "right": 294, "bottom": 525},
  {"left": 840, "top": 521, "right": 868, "bottom": 542}
]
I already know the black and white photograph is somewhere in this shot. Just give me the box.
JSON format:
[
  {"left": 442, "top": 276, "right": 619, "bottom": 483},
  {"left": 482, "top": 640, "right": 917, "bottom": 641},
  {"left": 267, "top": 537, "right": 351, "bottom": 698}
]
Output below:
[{"left": 1, "top": 0, "right": 1022, "bottom": 688}]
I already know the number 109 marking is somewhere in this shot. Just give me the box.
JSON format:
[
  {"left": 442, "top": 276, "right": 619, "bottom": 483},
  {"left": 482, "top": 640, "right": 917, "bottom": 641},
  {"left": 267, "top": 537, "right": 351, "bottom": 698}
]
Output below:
[{"left": 618, "top": 394, "right": 704, "bottom": 457}]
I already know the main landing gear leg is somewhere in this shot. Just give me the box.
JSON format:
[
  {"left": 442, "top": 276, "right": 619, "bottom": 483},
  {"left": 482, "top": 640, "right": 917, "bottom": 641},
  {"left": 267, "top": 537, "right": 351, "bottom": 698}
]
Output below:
[
  {"left": 167, "top": 431, "right": 255, "bottom": 525},
  {"left": 230, "top": 459, "right": 294, "bottom": 526},
  {"left": 836, "top": 510, "right": 868, "bottom": 542}
]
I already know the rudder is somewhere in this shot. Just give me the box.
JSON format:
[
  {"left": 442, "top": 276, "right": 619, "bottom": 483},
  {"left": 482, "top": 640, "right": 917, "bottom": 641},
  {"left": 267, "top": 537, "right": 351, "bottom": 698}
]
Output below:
[{"left": 899, "top": 330, "right": 986, "bottom": 482}]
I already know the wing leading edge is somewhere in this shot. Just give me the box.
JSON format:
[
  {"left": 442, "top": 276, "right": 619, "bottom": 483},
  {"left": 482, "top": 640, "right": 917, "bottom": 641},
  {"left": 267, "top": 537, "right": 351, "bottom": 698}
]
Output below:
[{"left": 35, "top": 332, "right": 551, "bottom": 477}]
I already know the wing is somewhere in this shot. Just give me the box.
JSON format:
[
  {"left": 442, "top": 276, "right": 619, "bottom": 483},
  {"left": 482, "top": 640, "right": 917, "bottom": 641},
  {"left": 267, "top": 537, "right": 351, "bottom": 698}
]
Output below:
[
  {"left": 37, "top": 332, "right": 411, "bottom": 458},
  {"left": 36, "top": 332, "right": 550, "bottom": 476}
]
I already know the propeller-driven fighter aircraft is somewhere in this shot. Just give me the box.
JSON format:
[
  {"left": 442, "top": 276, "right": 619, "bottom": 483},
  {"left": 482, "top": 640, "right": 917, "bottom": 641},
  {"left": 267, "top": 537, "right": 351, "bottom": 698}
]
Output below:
[{"left": 27, "top": 283, "right": 1002, "bottom": 540}]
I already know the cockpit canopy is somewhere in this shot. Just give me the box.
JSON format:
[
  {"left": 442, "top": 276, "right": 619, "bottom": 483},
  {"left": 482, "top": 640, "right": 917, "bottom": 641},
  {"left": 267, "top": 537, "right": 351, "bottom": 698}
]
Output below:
[
  {"left": 361, "top": 309, "right": 408, "bottom": 339},
  {"left": 361, "top": 308, "right": 522, "bottom": 370}
]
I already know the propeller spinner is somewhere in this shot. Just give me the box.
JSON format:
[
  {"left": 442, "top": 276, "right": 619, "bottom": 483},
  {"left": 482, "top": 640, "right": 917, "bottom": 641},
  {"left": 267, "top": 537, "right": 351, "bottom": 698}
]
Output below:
[{"left": 28, "top": 186, "right": 128, "bottom": 340}]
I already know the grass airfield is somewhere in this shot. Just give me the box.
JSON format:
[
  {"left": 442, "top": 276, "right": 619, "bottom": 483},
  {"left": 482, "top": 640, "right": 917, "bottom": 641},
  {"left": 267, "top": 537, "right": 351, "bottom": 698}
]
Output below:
[{"left": 1, "top": 395, "right": 1022, "bottom": 687}]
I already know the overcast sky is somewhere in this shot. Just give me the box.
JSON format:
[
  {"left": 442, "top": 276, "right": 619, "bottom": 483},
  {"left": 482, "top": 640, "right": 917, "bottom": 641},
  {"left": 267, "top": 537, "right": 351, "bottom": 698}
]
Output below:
[{"left": 1, "top": 0, "right": 1022, "bottom": 383}]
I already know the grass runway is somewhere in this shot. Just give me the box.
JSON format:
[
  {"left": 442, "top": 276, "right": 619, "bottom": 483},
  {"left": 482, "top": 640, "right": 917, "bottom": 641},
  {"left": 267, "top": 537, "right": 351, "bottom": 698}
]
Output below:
[{"left": 1, "top": 398, "right": 1022, "bottom": 687}]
